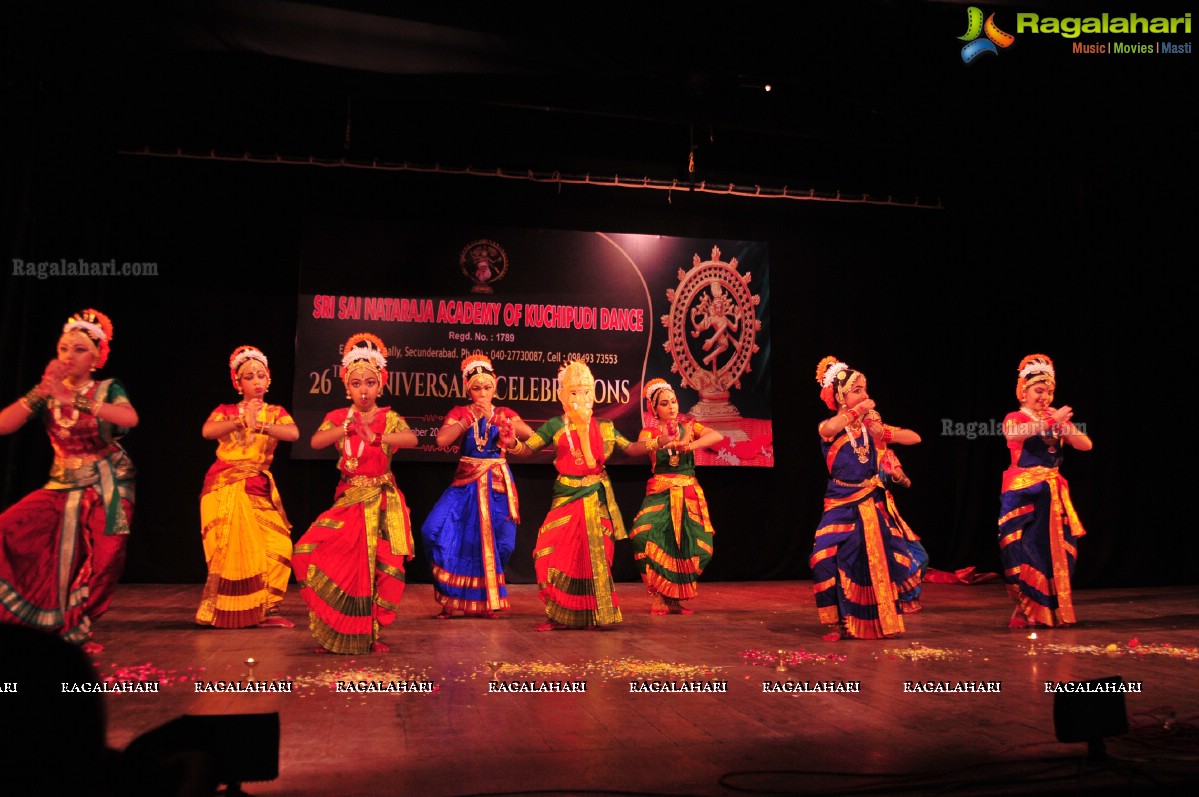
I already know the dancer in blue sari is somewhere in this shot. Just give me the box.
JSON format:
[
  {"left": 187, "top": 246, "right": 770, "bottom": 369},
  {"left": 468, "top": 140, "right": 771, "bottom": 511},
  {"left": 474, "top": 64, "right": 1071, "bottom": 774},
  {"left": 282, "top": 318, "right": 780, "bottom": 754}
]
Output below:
[
  {"left": 810, "top": 356, "right": 925, "bottom": 640},
  {"left": 421, "top": 354, "right": 532, "bottom": 618},
  {"left": 999, "top": 354, "right": 1092, "bottom": 628}
]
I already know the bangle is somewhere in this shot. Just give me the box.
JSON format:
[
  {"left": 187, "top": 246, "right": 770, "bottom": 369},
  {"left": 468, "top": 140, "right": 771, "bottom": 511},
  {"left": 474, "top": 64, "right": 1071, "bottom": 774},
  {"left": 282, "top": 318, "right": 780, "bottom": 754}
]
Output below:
[
  {"left": 844, "top": 408, "right": 860, "bottom": 424},
  {"left": 882, "top": 428, "right": 893, "bottom": 444},
  {"left": 369, "top": 436, "right": 383, "bottom": 447},
  {"left": 23, "top": 387, "right": 47, "bottom": 414},
  {"left": 505, "top": 439, "right": 526, "bottom": 455},
  {"left": 73, "top": 393, "right": 94, "bottom": 413},
  {"left": 261, "top": 422, "right": 271, "bottom": 435},
  {"left": 645, "top": 437, "right": 660, "bottom": 454}
]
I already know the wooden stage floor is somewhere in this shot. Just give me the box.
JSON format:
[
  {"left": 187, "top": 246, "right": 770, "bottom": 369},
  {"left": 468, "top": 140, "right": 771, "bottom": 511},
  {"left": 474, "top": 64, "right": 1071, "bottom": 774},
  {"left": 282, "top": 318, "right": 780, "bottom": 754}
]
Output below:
[{"left": 65, "top": 582, "right": 1199, "bottom": 795}]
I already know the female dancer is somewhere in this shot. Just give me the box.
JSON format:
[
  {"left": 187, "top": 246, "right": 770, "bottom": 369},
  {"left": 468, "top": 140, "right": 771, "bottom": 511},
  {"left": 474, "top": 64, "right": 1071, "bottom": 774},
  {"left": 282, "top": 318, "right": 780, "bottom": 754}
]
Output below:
[
  {"left": 999, "top": 354, "right": 1092, "bottom": 628},
  {"left": 421, "top": 353, "right": 532, "bottom": 618},
  {"left": 195, "top": 346, "right": 299, "bottom": 629},
  {"left": 500, "top": 360, "right": 670, "bottom": 630},
  {"left": 630, "top": 378, "right": 722, "bottom": 615},
  {"left": 292, "top": 333, "right": 418, "bottom": 653},
  {"left": 0, "top": 309, "right": 137, "bottom": 648},
  {"left": 810, "top": 356, "right": 924, "bottom": 640}
]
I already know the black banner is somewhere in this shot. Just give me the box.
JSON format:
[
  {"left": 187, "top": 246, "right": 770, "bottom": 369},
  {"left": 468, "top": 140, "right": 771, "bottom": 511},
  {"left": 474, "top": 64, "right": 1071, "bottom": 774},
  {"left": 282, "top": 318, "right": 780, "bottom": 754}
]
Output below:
[{"left": 292, "top": 226, "right": 772, "bottom": 465}]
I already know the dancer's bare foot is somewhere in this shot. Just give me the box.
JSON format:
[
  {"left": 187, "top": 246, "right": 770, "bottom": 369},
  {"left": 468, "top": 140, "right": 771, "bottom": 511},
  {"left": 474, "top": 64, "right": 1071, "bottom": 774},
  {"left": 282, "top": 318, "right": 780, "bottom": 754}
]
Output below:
[
  {"left": 370, "top": 641, "right": 390, "bottom": 652},
  {"left": 258, "top": 615, "right": 295, "bottom": 628},
  {"left": 650, "top": 594, "right": 669, "bottom": 616},
  {"left": 821, "top": 625, "right": 845, "bottom": 642},
  {"left": 435, "top": 608, "right": 454, "bottom": 620},
  {"left": 665, "top": 598, "right": 694, "bottom": 615},
  {"left": 81, "top": 641, "right": 104, "bottom": 654},
  {"left": 1008, "top": 606, "right": 1030, "bottom": 629},
  {"left": 535, "top": 622, "right": 567, "bottom": 632}
]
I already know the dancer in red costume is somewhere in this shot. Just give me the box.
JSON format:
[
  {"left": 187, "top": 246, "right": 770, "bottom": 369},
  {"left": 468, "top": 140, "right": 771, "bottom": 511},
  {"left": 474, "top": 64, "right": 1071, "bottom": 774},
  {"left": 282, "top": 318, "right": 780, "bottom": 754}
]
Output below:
[
  {"left": 0, "top": 309, "right": 137, "bottom": 650},
  {"left": 500, "top": 361, "right": 672, "bottom": 630},
  {"left": 292, "top": 333, "right": 418, "bottom": 653}
]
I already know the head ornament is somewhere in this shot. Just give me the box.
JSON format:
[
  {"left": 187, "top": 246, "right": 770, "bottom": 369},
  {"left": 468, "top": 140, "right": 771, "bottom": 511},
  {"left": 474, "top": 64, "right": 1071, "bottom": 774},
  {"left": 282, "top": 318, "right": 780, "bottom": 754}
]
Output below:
[
  {"left": 461, "top": 352, "right": 496, "bottom": 389},
  {"left": 1016, "top": 353, "right": 1055, "bottom": 401},
  {"left": 340, "top": 333, "right": 388, "bottom": 383},
  {"left": 62, "top": 308, "right": 113, "bottom": 368},
  {"left": 815, "top": 355, "right": 863, "bottom": 411},
  {"left": 228, "top": 345, "right": 270, "bottom": 390},
  {"left": 643, "top": 377, "right": 673, "bottom": 412}
]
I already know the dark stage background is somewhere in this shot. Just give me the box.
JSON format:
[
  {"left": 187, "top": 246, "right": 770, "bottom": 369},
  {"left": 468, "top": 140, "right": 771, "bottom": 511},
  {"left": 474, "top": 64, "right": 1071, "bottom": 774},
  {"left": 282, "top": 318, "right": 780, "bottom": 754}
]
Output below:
[{"left": 2, "top": 2, "right": 1192, "bottom": 591}]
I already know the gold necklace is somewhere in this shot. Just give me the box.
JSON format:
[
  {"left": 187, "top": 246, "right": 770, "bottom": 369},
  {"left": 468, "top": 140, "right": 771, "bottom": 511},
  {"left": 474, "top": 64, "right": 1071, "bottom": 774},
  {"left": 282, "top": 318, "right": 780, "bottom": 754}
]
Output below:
[
  {"left": 845, "top": 424, "right": 870, "bottom": 464},
  {"left": 51, "top": 379, "right": 95, "bottom": 432},
  {"left": 563, "top": 416, "right": 585, "bottom": 465},
  {"left": 666, "top": 422, "right": 690, "bottom": 467},
  {"left": 343, "top": 407, "right": 365, "bottom": 472},
  {"left": 472, "top": 407, "right": 493, "bottom": 450}
]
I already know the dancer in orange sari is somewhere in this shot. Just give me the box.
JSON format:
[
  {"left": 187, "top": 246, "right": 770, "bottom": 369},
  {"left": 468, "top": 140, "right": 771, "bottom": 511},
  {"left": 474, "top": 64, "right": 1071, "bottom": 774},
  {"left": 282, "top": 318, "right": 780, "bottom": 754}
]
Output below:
[
  {"left": 195, "top": 346, "right": 299, "bottom": 629},
  {"left": 999, "top": 354, "right": 1092, "bottom": 628},
  {"left": 292, "top": 333, "right": 418, "bottom": 653},
  {"left": 630, "top": 378, "right": 722, "bottom": 616},
  {"left": 0, "top": 309, "right": 137, "bottom": 648},
  {"left": 500, "top": 361, "right": 669, "bottom": 630}
]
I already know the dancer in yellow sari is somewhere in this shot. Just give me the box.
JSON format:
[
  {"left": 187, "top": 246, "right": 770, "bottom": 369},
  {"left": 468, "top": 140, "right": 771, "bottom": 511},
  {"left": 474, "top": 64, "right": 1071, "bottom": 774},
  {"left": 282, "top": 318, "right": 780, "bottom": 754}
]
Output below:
[{"left": 196, "top": 346, "right": 299, "bottom": 628}]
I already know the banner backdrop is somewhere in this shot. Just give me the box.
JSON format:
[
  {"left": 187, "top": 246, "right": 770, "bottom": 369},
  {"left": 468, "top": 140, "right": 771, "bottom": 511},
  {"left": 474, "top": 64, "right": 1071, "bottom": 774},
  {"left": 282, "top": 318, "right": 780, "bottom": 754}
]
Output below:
[{"left": 293, "top": 226, "right": 772, "bottom": 466}]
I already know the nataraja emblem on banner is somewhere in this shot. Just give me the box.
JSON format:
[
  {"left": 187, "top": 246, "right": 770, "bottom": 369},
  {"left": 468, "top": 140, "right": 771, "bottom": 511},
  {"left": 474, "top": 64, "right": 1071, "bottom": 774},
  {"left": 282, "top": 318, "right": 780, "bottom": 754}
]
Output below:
[{"left": 661, "top": 246, "right": 762, "bottom": 423}]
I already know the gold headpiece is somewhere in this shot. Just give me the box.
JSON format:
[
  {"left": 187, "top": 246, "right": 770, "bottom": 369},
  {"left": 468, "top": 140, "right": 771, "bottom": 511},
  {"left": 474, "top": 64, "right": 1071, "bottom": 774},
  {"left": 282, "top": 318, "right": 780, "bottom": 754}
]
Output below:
[
  {"left": 461, "top": 352, "right": 496, "bottom": 388},
  {"left": 815, "top": 355, "right": 862, "bottom": 410},
  {"left": 558, "top": 359, "right": 595, "bottom": 392},
  {"left": 340, "top": 332, "right": 388, "bottom": 383},
  {"left": 643, "top": 377, "right": 673, "bottom": 411},
  {"left": 1016, "top": 353, "right": 1055, "bottom": 401},
  {"left": 229, "top": 345, "right": 269, "bottom": 390},
  {"left": 62, "top": 308, "right": 113, "bottom": 368}
]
